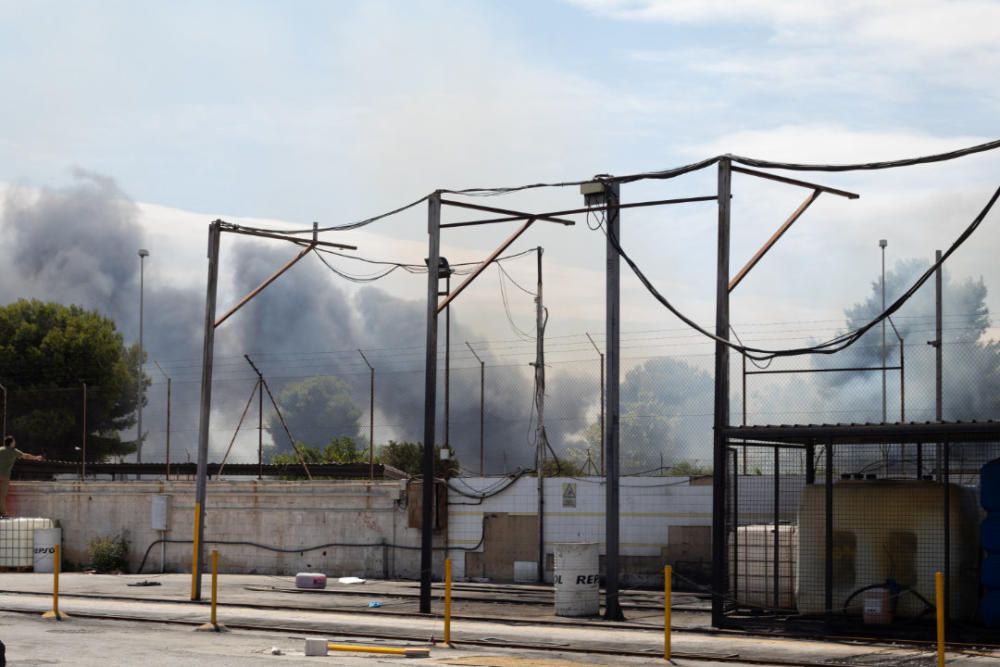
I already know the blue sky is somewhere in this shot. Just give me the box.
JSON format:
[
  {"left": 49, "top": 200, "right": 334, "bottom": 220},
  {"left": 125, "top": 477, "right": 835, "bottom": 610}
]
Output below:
[
  {"left": 2, "top": 0, "right": 999, "bottom": 344},
  {"left": 3, "top": 0, "right": 999, "bottom": 460}
]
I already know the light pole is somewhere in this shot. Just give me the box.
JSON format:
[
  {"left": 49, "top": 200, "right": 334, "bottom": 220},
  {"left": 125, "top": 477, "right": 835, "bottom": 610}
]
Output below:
[
  {"left": 138, "top": 248, "right": 149, "bottom": 465},
  {"left": 879, "top": 239, "right": 887, "bottom": 424}
]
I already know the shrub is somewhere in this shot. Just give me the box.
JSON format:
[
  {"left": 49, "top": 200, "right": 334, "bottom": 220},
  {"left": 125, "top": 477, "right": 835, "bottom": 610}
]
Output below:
[{"left": 88, "top": 534, "right": 129, "bottom": 573}]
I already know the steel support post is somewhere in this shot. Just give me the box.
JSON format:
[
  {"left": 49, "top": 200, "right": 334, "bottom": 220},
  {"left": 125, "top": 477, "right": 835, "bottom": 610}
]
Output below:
[
  {"left": 604, "top": 182, "right": 624, "bottom": 621},
  {"left": 825, "top": 440, "right": 834, "bottom": 617},
  {"left": 419, "top": 193, "right": 442, "bottom": 614},
  {"left": 711, "top": 158, "right": 732, "bottom": 626},
  {"left": 935, "top": 250, "right": 943, "bottom": 479},
  {"left": 943, "top": 441, "right": 951, "bottom": 622},
  {"left": 535, "top": 247, "right": 546, "bottom": 583},
  {"left": 193, "top": 220, "right": 221, "bottom": 601},
  {"left": 773, "top": 447, "right": 780, "bottom": 609}
]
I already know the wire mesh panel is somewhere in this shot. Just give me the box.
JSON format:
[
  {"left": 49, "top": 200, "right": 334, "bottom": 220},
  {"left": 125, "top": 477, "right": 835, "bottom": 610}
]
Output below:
[{"left": 723, "top": 434, "right": 1000, "bottom": 637}]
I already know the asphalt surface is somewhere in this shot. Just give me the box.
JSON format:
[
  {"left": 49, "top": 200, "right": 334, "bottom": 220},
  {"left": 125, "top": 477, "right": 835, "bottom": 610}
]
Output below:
[{"left": 0, "top": 573, "right": 995, "bottom": 666}]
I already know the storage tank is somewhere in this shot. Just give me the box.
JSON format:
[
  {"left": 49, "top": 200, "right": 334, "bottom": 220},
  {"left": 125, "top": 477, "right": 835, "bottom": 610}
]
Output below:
[
  {"left": 0, "top": 518, "right": 55, "bottom": 568},
  {"left": 797, "top": 480, "right": 978, "bottom": 620},
  {"left": 730, "top": 524, "right": 797, "bottom": 609}
]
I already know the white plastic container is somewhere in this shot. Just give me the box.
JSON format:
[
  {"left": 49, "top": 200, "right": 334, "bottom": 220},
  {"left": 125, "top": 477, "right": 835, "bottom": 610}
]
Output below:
[
  {"left": 0, "top": 518, "right": 54, "bottom": 568},
  {"left": 32, "top": 527, "right": 61, "bottom": 573},
  {"left": 295, "top": 572, "right": 327, "bottom": 589},
  {"left": 553, "top": 542, "right": 599, "bottom": 617},
  {"left": 730, "top": 524, "right": 797, "bottom": 609}
]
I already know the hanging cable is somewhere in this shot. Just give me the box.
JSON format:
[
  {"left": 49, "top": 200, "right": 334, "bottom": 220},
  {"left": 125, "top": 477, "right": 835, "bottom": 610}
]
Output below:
[
  {"left": 598, "top": 179, "right": 1000, "bottom": 361},
  {"left": 731, "top": 138, "right": 1000, "bottom": 173}
]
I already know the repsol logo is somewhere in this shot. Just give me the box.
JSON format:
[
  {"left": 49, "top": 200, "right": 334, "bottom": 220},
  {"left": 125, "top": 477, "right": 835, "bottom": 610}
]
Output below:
[
  {"left": 553, "top": 574, "right": 599, "bottom": 585},
  {"left": 34, "top": 547, "right": 55, "bottom": 554}
]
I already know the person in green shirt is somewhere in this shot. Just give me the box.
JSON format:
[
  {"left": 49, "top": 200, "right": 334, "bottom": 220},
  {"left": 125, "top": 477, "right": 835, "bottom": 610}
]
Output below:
[{"left": 0, "top": 435, "right": 44, "bottom": 517}]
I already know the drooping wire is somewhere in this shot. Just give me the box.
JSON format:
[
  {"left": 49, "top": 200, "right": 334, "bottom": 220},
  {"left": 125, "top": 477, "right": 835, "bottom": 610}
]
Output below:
[
  {"left": 307, "top": 245, "right": 541, "bottom": 283},
  {"left": 235, "top": 194, "right": 431, "bottom": 236},
  {"left": 598, "top": 179, "right": 1000, "bottom": 362},
  {"left": 497, "top": 264, "right": 536, "bottom": 342}
]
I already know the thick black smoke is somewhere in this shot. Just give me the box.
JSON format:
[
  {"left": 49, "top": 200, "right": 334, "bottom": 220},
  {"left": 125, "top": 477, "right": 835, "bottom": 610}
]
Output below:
[{"left": 0, "top": 172, "right": 592, "bottom": 471}]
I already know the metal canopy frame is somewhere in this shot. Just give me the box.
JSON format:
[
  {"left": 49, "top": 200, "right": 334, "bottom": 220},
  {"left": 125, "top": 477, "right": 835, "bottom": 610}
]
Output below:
[
  {"left": 191, "top": 219, "right": 358, "bottom": 600},
  {"left": 711, "top": 160, "right": 860, "bottom": 626},
  {"left": 419, "top": 188, "right": 723, "bottom": 619}
]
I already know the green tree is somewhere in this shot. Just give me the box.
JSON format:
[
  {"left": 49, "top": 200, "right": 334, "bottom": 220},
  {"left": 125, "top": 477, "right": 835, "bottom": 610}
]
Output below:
[
  {"left": 0, "top": 299, "right": 145, "bottom": 460},
  {"left": 379, "top": 440, "right": 457, "bottom": 478},
  {"left": 268, "top": 376, "right": 361, "bottom": 454},
  {"left": 271, "top": 436, "right": 365, "bottom": 465}
]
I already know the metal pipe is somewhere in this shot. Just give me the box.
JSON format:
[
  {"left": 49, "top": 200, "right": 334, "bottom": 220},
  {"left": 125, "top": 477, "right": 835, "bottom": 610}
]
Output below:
[
  {"left": 214, "top": 241, "right": 315, "bottom": 328},
  {"left": 730, "top": 166, "right": 859, "bottom": 199},
  {"left": 326, "top": 644, "right": 429, "bottom": 658},
  {"left": 729, "top": 189, "right": 821, "bottom": 292},
  {"left": 419, "top": 193, "right": 442, "bottom": 614},
  {"left": 436, "top": 218, "right": 535, "bottom": 313},
  {"left": 746, "top": 365, "right": 901, "bottom": 375},
  {"left": 440, "top": 195, "right": 714, "bottom": 228}
]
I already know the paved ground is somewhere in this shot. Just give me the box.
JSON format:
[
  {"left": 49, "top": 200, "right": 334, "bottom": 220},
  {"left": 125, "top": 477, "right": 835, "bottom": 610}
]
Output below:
[{"left": 0, "top": 573, "right": 995, "bottom": 666}]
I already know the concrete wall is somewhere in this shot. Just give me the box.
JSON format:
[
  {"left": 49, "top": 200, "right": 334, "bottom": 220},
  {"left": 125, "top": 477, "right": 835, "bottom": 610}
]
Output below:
[
  {"left": 6, "top": 479, "right": 442, "bottom": 577},
  {"left": 5, "top": 474, "right": 788, "bottom": 584},
  {"left": 447, "top": 476, "right": 714, "bottom": 586}
]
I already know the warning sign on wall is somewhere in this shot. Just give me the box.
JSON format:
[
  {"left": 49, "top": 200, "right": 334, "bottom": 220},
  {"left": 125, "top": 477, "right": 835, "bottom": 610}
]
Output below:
[{"left": 562, "top": 482, "right": 576, "bottom": 508}]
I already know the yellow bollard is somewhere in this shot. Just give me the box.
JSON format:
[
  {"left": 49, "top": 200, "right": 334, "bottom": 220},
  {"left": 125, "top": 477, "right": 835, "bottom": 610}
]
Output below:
[
  {"left": 444, "top": 558, "right": 453, "bottom": 645},
  {"left": 196, "top": 549, "right": 228, "bottom": 632},
  {"left": 190, "top": 502, "right": 200, "bottom": 600},
  {"left": 664, "top": 564, "right": 672, "bottom": 661},
  {"left": 328, "top": 643, "right": 430, "bottom": 658},
  {"left": 42, "top": 543, "right": 69, "bottom": 621},
  {"left": 936, "top": 571, "right": 945, "bottom": 667}
]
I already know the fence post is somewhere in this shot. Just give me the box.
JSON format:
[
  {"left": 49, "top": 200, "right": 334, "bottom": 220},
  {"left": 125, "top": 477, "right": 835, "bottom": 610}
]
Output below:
[
  {"left": 444, "top": 558, "right": 452, "bottom": 645},
  {"left": 664, "top": 564, "right": 672, "bottom": 661},
  {"left": 936, "top": 571, "right": 945, "bottom": 667},
  {"left": 197, "top": 549, "right": 228, "bottom": 632}
]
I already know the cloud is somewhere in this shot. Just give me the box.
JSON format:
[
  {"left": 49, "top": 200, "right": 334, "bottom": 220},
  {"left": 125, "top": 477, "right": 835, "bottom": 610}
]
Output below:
[{"left": 577, "top": 1, "right": 1000, "bottom": 108}]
